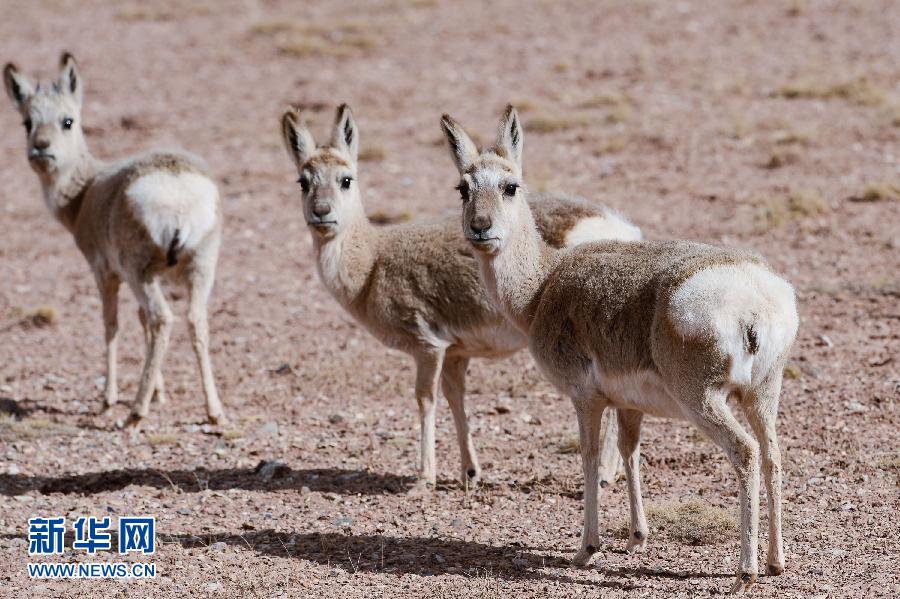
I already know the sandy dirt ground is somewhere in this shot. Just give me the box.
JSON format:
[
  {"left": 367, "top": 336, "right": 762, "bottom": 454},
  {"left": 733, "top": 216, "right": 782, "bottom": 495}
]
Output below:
[{"left": 0, "top": 0, "right": 898, "bottom": 597}]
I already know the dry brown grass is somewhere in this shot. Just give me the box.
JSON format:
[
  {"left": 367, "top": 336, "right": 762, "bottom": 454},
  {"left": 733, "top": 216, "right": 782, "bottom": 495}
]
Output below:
[
  {"left": 757, "top": 189, "right": 830, "bottom": 228},
  {"left": 849, "top": 183, "right": 900, "bottom": 203},
  {"left": 783, "top": 362, "right": 803, "bottom": 380},
  {"left": 775, "top": 76, "right": 888, "bottom": 106},
  {"left": 147, "top": 433, "right": 180, "bottom": 447},
  {"left": 117, "top": 1, "right": 214, "bottom": 22},
  {"left": 614, "top": 500, "right": 737, "bottom": 545},
  {"left": 252, "top": 19, "right": 381, "bottom": 58},
  {"left": 0, "top": 414, "right": 80, "bottom": 441},
  {"left": 357, "top": 145, "right": 388, "bottom": 162},
  {"left": 5, "top": 305, "right": 58, "bottom": 329},
  {"left": 526, "top": 114, "right": 596, "bottom": 133},
  {"left": 763, "top": 149, "right": 799, "bottom": 169}
]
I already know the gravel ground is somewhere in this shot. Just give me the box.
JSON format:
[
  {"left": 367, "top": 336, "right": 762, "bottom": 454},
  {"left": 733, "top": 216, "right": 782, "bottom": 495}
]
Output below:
[{"left": 0, "top": 0, "right": 898, "bottom": 597}]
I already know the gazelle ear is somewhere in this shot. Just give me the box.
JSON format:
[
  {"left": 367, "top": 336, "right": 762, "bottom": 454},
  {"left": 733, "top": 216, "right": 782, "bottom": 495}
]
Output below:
[
  {"left": 3, "top": 62, "right": 34, "bottom": 111},
  {"left": 281, "top": 108, "right": 316, "bottom": 168},
  {"left": 330, "top": 104, "right": 359, "bottom": 165},
  {"left": 440, "top": 113, "right": 479, "bottom": 174},
  {"left": 497, "top": 104, "right": 523, "bottom": 170},
  {"left": 58, "top": 51, "right": 82, "bottom": 108}
]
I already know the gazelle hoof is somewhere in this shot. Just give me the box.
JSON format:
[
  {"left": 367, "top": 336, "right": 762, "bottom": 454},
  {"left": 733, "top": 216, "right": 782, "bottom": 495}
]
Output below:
[
  {"left": 729, "top": 572, "right": 757, "bottom": 594},
  {"left": 406, "top": 479, "right": 435, "bottom": 497},
  {"left": 573, "top": 544, "right": 598, "bottom": 567},
  {"left": 766, "top": 562, "right": 784, "bottom": 576}
]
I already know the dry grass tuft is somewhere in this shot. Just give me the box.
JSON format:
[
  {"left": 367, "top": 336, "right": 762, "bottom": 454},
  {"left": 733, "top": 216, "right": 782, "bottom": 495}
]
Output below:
[
  {"left": 252, "top": 19, "right": 381, "bottom": 58},
  {"left": 849, "top": 183, "right": 900, "bottom": 203},
  {"left": 358, "top": 145, "right": 388, "bottom": 162},
  {"left": 7, "top": 306, "right": 59, "bottom": 328},
  {"left": 0, "top": 414, "right": 80, "bottom": 441},
  {"left": 763, "top": 149, "right": 799, "bottom": 169},
  {"left": 147, "top": 433, "right": 179, "bottom": 447},
  {"left": 527, "top": 114, "right": 596, "bottom": 133},
  {"left": 775, "top": 76, "right": 888, "bottom": 106},
  {"left": 369, "top": 210, "right": 413, "bottom": 225},
  {"left": 757, "top": 190, "right": 830, "bottom": 228},
  {"left": 578, "top": 92, "right": 628, "bottom": 110},
  {"left": 555, "top": 434, "right": 580, "bottom": 454},
  {"left": 614, "top": 500, "right": 737, "bottom": 545},
  {"left": 117, "top": 2, "right": 214, "bottom": 22},
  {"left": 783, "top": 362, "right": 803, "bottom": 380}
]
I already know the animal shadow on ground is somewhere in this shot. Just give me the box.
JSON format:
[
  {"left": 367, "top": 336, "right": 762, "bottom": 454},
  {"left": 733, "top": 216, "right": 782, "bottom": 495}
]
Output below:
[
  {"left": 0, "top": 465, "right": 414, "bottom": 497},
  {"left": 166, "top": 529, "right": 638, "bottom": 589}
]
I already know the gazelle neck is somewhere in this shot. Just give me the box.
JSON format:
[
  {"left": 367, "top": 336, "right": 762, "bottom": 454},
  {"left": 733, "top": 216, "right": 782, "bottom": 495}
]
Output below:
[
  {"left": 477, "top": 202, "right": 560, "bottom": 331},
  {"left": 311, "top": 205, "right": 377, "bottom": 309},
  {"left": 39, "top": 146, "right": 100, "bottom": 233}
]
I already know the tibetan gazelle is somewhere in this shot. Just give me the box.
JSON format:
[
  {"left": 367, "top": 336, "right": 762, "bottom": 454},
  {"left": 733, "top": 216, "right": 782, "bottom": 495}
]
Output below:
[
  {"left": 4, "top": 53, "right": 225, "bottom": 426},
  {"left": 441, "top": 106, "right": 798, "bottom": 592}
]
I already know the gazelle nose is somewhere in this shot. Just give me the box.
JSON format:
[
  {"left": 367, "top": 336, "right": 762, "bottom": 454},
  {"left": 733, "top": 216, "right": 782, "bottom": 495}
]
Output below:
[
  {"left": 470, "top": 215, "right": 492, "bottom": 235},
  {"left": 312, "top": 202, "right": 331, "bottom": 218},
  {"left": 33, "top": 138, "right": 50, "bottom": 151}
]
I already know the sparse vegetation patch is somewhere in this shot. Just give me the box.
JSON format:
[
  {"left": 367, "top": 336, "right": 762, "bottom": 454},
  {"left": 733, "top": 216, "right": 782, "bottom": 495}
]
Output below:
[{"left": 615, "top": 500, "right": 737, "bottom": 545}]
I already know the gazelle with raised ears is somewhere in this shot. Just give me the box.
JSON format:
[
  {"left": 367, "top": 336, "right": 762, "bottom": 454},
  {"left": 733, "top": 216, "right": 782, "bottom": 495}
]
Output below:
[
  {"left": 441, "top": 106, "right": 798, "bottom": 592},
  {"left": 3, "top": 53, "right": 225, "bottom": 426},
  {"left": 281, "top": 104, "right": 641, "bottom": 491}
]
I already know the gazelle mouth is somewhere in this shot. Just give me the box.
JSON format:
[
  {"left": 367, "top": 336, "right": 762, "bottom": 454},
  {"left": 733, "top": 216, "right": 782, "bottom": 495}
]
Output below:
[
  {"left": 307, "top": 220, "right": 337, "bottom": 228},
  {"left": 28, "top": 153, "right": 54, "bottom": 162},
  {"left": 467, "top": 236, "right": 501, "bottom": 251}
]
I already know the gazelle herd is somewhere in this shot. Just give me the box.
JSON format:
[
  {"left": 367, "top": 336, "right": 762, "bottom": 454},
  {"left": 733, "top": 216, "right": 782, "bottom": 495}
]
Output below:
[{"left": 4, "top": 53, "right": 798, "bottom": 592}]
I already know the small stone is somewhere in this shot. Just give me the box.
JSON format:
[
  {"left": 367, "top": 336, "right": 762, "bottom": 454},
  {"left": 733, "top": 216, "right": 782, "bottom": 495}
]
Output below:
[
  {"left": 208, "top": 542, "right": 227, "bottom": 552},
  {"left": 13, "top": 495, "right": 33, "bottom": 502},
  {"left": 450, "top": 518, "right": 463, "bottom": 528},
  {"left": 178, "top": 508, "right": 192, "bottom": 515},
  {"left": 328, "top": 414, "right": 344, "bottom": 425},
  {"left": 846, "top": 401, "right": 867, "bottom": 414},
  {"left": 433, "top": 553, "right": 445, "bottom": 564},
  {"left": 255, "top": 460, "right": 290, "bottom": 479},
  {"left": 257, "top": 421, "right": 278, "bottom": 437},
  {"left": 206, "top": 581, "right": 222, "bottom": 592},
  {"left": 817, "top": 334, "right": 834, "bottom": 348},
  {"left": 273, "top": 363, "right": 292, "bottom": 375},
  {"left": 6, "top": 463, "right": 20, "bottom": 475},
  {"left": 334, "top": 517, "right": 353, "bottom": 528}
]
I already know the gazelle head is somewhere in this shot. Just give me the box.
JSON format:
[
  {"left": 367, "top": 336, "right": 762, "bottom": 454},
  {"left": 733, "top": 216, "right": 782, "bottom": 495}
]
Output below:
[
  {"left": 281, "top": 104, "right": 362, "bottom": 241},
  {"left": 440, "top": 105, "right": 526, "bottom": 256},
  {"left": 3, "top": 52, "right": 87, "bottom": 179}
]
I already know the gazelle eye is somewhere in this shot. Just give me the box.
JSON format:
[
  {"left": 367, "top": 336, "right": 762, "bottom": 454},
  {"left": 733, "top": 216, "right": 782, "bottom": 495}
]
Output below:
[
  {"left": 457, "top": 183, "right": 469, "bottom": 201},
  {"left": 503, "top": 183, "right": 518, "bottom": 197},
  {"left": 340, "top": 176, "right": 352, "bottom": 190},
  {"left": 62, "top": 117, "right": 73, "bottom": 130},
  {"left": 23, "top": 118, "right": 32, "bottom": 133},
  {"left": 298, "top": 176, "right": 310, "bottom": 193}
]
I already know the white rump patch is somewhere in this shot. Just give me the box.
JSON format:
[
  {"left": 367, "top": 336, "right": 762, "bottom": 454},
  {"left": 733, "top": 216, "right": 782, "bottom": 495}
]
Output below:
[
  {"left": 564, "top": 214, "right": 642, "bottom": 247},
  {"left": 668, "top": 263, "right": 799, "bottom": 385},
  {"left": 126, "top": 171, "right": 218, "bottom": 252}
]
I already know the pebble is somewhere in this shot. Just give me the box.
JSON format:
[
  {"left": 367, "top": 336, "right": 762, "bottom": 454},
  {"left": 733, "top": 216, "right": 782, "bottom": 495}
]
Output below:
[
  {"left": 206, "top": 581, "right": 222, "bottom": 592},
  {"left": 257, "top": 421, "right": 279, "bottom": 437},
  {"left": 208, "top": 542, "right": 228, "bottom": 552}
]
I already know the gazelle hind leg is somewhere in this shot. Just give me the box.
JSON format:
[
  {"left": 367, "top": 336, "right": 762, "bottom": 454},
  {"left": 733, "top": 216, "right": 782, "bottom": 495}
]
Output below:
[
  {"left": 127, "top": 277, "right": 173, "bottom": 425},
  {"left": 440, "top": 356, "right": 481, "bottom": 486},
  {"left": 743, "top": 376, "right": 785, "bottom": 577},
  {"left": 686, "top": 387, "right": 760, "bottom": 593},
  {"left": 138, "top": 307, "right": 167, "bottom": 405},
  {"left": 572, "top": 398, "right": 607, "bottom": 566},
  {"left": 617, "top": 409, "right": 648, "bottom": 553},
  {"left": 187, "top": 260, "right": 225, "bottom": 425}
]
